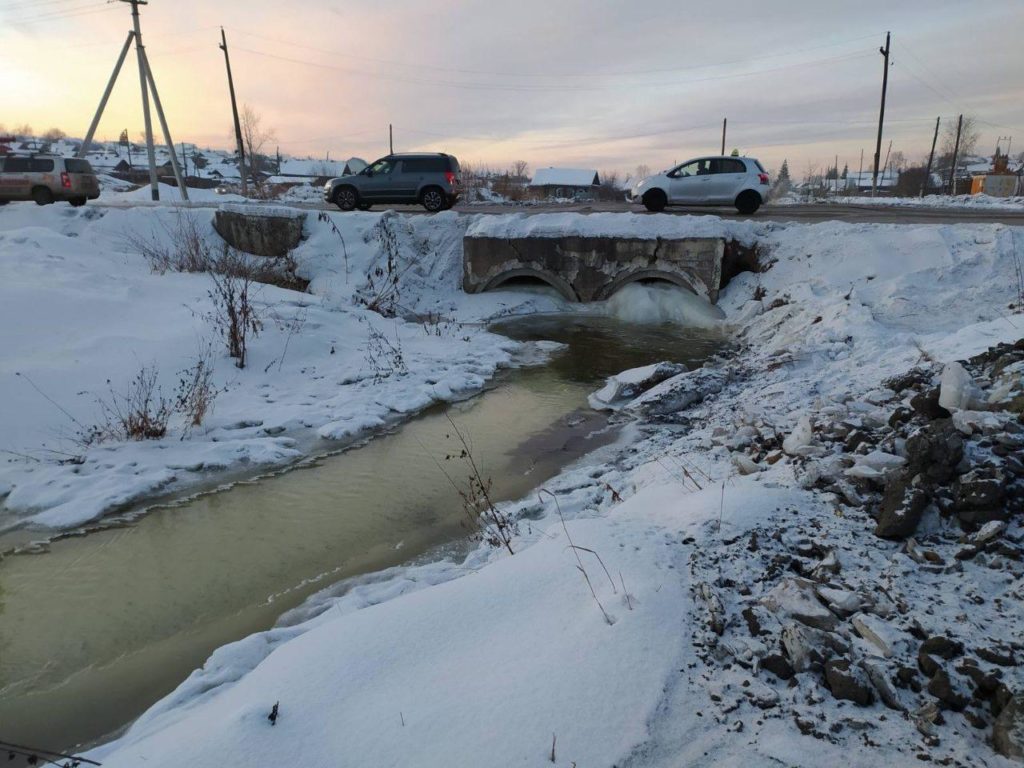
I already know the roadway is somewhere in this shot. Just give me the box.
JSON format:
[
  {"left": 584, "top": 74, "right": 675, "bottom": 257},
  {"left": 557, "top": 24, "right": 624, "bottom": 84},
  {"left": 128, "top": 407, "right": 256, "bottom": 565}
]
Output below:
[{"left": 91, "top": 198, "right": 1024, "bottom": 225}]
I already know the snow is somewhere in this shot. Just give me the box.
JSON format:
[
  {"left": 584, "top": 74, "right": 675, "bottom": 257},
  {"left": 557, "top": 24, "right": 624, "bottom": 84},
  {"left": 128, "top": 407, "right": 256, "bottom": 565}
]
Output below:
[
  {"left": 2, "top": 202, "right": 1023, "bottom": 766},
  {"left": 772, "top": 192, "right": 1024, "bottom": 210}
]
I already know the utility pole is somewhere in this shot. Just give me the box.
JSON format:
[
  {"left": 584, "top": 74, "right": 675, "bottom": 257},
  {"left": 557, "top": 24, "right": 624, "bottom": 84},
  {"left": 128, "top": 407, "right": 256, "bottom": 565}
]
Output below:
[
  {"left": 77, "top": 0, "right": 187, "bottom": 201},
  {"left": 923, "top": 117, "right": 940, "bottom": 197},
  {"left": 871, "top": 31, "right": 891, "bottom": 197},
  {"left": 389, "top": 123, "right": 394, "bottom": 155},
  {"left": 948, "top": 113, "right": 963, "bottom": 195},
  {"left": 181, "top": 142, "right": 187, "bottom": 178},
  {"left": 220, "top": 27, "right": 248, "bottom": 196},
  {"left": 721, "top": 118, "right": 727, "bottom": 155},
  {"left": 858, "top": 148, "right": 864, "bottom": 191}
]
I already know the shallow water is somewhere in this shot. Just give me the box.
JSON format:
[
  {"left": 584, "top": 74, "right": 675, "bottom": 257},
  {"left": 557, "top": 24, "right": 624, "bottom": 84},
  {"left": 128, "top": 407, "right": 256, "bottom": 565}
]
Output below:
[{"left": 0, "top": 314, "right": 720, "bottom": 755}]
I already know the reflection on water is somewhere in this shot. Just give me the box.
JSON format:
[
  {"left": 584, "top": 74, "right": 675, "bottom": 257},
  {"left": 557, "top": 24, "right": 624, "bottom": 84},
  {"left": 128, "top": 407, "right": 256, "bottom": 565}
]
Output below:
[{"left": 0, "top": 314, "right": 720, "bottom": 754}]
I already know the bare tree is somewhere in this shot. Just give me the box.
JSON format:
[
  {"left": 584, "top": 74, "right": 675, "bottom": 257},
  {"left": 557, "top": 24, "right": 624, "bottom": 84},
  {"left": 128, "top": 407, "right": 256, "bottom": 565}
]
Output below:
[
  {"left": 510, "top": 160, "right": 529, "bottom": 182},
  {"left": 940, "top": 115, "right": 980, "bottom": 164},
  {"left": 634, "top": 163, "right": 651, "bottom": 180},
  {"left": 239, "top": 104, "right": 277, "bottom": 189},
  {"left": 42, "top": 127, "right": 67, "bottom": 142},
  {"left": 13, "top": 123, "right": 33, "bottom": 138}
]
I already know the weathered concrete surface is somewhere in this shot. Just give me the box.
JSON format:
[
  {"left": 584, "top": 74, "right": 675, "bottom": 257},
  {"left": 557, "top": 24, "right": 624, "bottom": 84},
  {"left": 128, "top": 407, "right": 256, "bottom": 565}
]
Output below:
[
  {"left": 214, "top": 207, "right": 306, "bottom": 258},
  {"left": 463, "top": 235, "right": 734, "bottom": 303}
]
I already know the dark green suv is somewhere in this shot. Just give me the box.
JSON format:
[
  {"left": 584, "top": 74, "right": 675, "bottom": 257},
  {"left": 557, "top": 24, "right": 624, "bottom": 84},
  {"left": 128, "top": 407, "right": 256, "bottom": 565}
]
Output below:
[{"left": 324, "top": 153, "right": 461, "bottom": 212}]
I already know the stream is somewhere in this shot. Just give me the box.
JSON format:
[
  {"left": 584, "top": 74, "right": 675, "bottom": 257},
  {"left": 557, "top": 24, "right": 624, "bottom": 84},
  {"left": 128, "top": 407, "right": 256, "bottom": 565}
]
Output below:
[{"left": 0, "top": 312, "right": 722, "bottom": 754}]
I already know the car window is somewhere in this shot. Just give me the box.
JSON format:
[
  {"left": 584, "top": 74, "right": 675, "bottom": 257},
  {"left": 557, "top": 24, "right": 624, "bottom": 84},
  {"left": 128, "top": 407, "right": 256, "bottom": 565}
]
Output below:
[
  {"left": 402, "top": 157, "right": 447, "bottom": 173},
  {"left": 714, "top": 158, "right": 746, "bottom": 174},
  {"left": 753, "top": 159, "right": 766, "bottom": 173},
  {"left": 673, "top": 160, "right": 707, "bottom": 178},
  {"left": 367, "top": 158, "right": 395, "bottom": 175},
  {"left": 447, "top": 157, "right": 459, "bottom": 173},
  {"left": 65, "top": 159, "right": 93, "bottom": 174},
  {"left": 3, "top": 157, "right": 31, "bottom": 173},
  {"left": 30, "top": 159, "right": 55, "bottom": 172}
]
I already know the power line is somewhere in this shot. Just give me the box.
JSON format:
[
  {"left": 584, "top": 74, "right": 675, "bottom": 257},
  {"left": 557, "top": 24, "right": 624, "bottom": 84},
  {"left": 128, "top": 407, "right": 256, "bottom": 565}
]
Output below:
[
  {"left": 231, "top": 44, "right": 874, "bottom": 93},
  {"left": 227, "top": 26, "right": 884, "bottom": 80},
  {"left": 2, "top": 1, "right": 119, "bottom": 25}
]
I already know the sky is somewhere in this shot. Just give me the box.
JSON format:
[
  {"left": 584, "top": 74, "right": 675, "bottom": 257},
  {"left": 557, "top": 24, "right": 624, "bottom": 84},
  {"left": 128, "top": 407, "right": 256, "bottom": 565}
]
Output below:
[{"left": 1, "top": 0, "right": 1022, "bottom": 178}]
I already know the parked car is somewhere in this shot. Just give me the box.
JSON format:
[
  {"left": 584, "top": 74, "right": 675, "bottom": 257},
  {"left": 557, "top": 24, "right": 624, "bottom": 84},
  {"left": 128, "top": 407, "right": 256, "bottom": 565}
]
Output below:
[
  {"left": 629, "top": 156, "right": 769, "bottom": 214},
  {"left": 0, "top": 155, "right": 100, "bottom": 207},
  {"left": 324, "top": 153, "right": 461, "bottom": 212}
]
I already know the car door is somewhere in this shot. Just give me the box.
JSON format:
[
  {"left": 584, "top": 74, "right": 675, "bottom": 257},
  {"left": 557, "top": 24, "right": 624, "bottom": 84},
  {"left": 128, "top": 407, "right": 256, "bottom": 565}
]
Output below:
[
  {"left": 359, "top": 157, "right": 398, "bottom": 201},
  {"left": 0, "top": 156, "right": 32, "bottom": 200},
  {"left": 667, "top": 159, "right": 713, "bottom": 203},
  {"left": 392, "top": 158, "right": 424, "bottom": 202},
  {"left": 706, "top": 158, "right": 748, "bottom": 203}
]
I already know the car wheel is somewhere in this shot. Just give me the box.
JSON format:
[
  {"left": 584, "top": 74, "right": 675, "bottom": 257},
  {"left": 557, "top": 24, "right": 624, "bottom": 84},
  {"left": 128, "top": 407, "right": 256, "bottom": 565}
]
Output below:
[
  {"left": 0, "top": 200, "right": 9, "bottom": 206},
  {"left": 69, "top": 197, "right": 87, "bottom": 207},
  {"left": 333, "top": 186, "right": 358, "bottom": 211},
  {"left": 735, "top": 190, "right": 762, "bottom": 215},
  {"left": 642, "top": 189, "right": 667, "bottom": 212},
  {"left": 356, "top": 202, "right": 372, "bottom": 211},
  {"left": 32, "top": 187, "right": 54, "bottom": 206},
  {"left": 421, "top": 186, "right": 445, "bottom": 212}
]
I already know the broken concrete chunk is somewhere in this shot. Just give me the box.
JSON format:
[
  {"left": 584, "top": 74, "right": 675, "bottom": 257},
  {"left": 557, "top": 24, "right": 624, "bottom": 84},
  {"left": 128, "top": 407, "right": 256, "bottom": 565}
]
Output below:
[
  {"left": 588, "top": 361, "right": 688, "bottom": 411},
  {"left": 852, "top": 612, "right": 896, "bottom": 658},
  {"left": 761, "top": 578, "right": 838, "bottom": 631}
]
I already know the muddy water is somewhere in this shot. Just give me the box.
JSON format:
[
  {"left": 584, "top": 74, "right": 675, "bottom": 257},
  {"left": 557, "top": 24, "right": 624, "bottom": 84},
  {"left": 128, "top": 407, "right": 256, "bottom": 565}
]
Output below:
[{"left": 0, "top": 315, "right": 720, "bottom": 754}]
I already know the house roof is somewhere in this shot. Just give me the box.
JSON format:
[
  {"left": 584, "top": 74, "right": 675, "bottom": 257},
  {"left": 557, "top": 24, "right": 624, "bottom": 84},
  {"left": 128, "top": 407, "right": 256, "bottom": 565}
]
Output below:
[{"left": 530, "top": 168, "right": 600, "bottom": 187}]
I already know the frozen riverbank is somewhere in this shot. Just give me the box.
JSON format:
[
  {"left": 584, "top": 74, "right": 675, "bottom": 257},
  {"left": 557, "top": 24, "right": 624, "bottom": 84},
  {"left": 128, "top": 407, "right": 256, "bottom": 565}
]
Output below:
[{"left": 61, "top": 211, "right": 1024, "bottom": 766}]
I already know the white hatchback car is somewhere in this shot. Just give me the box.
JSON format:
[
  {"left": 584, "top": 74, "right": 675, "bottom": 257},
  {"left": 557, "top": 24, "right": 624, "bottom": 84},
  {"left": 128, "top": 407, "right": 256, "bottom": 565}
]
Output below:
[{"left": 629, "top": 155, "right": 770, "bottom": 214}]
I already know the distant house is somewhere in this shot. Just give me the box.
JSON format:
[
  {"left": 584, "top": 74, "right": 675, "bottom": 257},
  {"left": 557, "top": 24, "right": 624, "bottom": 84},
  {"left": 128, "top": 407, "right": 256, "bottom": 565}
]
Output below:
[{"left": 529, "top": 167, "right": 600, "bottom": 200}]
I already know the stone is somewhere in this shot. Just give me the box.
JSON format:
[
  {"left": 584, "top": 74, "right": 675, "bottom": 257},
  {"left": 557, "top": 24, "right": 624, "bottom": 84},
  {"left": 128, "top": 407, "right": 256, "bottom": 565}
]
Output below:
[
  {"left": 214, "top": 207, "right": 306, "bottom": 258},
  {"left": 825, "top": 658, "right": 874, "bottom": 706},
  {"left": 939, "top": 362, "right": 985, "bottom": 412},
  {"left": 588, "top": 361, "right": 689, "bottom": 410},
  {"left": 816, "top": 586, "right": 864, "bottom": 617},
  {"left": 919, "top": 636, "right": 963, "bottom": 676},
  {"left": 910, "top": 387, "right": 951, "bottom": 420},
  {"left": 969, "top": 520, "right": 1008, "bottom": 546},
  {"left": 874, "top": 471, "right": 929, "bottom": 539},
  {"left": 953, "top": 469, "right": 1007, "bottom": 524},
  {"left": 761, "top": 578, "right": 839, "bottom": 631},
  {"left": 904, "top": 420, "right": 964, "bottom": 484},
  {"left": 760, "top": 652, "right": 795, "bottom": 681},
  {"left": 852, "top": 613, "right": 897, "bottom": 658},
  {"left": 781, "top": 623, "right": 829, "bottom": 673},
  {"left": 928, "top": 668, "right": 969, "bottom": 711},
  {"left": 862, "top": 659, "right": 904, "bottom": 711},
  {"left": 976, "top": 646, "right": 1017, "bottom": 667}
]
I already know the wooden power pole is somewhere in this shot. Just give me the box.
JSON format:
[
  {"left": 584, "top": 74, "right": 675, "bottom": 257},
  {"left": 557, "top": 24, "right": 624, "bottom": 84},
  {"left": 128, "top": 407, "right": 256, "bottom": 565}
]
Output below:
[
  {"left": 220, "top": 27, "right": 248, "bottom": 196},
  {"left": 871, "top": 31, "right": 891, "bottom": 197},
  {"left": 923, "top": 117, "right": 940, "bottom": 197},
  {"left": 721, "top": 118, "right": 727, "bottom": 155},
  {"left": 948, "top": 114, "right": 963, "bottom": 195}
]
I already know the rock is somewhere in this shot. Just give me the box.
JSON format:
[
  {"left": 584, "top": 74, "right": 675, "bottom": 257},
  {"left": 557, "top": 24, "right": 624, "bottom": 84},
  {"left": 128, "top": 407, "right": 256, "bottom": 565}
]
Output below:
[
  {"left": 816, "top": 586, "right": 864, "bottom": 617},
  {"left": 928, "top": 668, "right": 970, "bottom": 711},
  {"left": 732, "top": 453, "right": 763, "bottom": 475},
  {"left": 919, "top": 636, "right": 963, "bottom": 676},
  {"left": 910, "top": 387, "right": 951, "bottom": 420},
  {"left": 953, "top": 469, "right": 1007, "bottom": 524},
  {"left": 969, "top": 520, "right": 1007, "bottom": 546},
  {"left": 697, "top": 582, "right": 725, "bottom": 636},
  {"left": 761, "top": 578, "right": 839, "bottom": 631},
  {"left": 627, "top": 368, "right": 725, "bottom": 417},
  {"left": 852, "top": 613, "right": 897, "bottom": 658},
  {"left": 825, "top": 658, "right": 874, "bottom": 706},
  {"left": 976, "top": 645, "right": 1017, "bottom": 668},
  {"left": 939, "top": 362, "right": 986, "bottom": 412},
  {"left": 783, "top": 415, "right": 816, "bottom": 456},
  {"left": 885, "top": 368, "right": 930, "bottom": 394},
  {"left": 874, "top": 471, "right": 929, "bottom": 539},
  {"left": 862, "top": 659, "right": 904, "bottom": 711},
  {"left": 993, "top": 694, "right": 1024, "bottom": 759},
  {"left": 844, "top": 429, "right": 871, "bottom": 453},
  {"left": 760, "top": 652, "right": 795, "bottom": 681},
  {"left": 889, "top": 406, "right": 914, "bottom": 427},
  {"left": 904, "top": 421, "right": 964, "bottom": 484},
  {"left": 781, "top": 623, "right": 829, "bottom": 673},
  {"left": 588, "top": 361, "right": 688, "bottom": 410}
]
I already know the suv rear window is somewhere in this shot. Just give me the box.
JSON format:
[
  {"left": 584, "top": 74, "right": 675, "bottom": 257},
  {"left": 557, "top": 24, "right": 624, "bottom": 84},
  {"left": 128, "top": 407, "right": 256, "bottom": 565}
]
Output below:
[
  {"left": 401, "top": 157, "right": 449, "bottom": 173},
  {"left": 753, "top": 159, "right": 766, "bottom": 173},
  {"left": 2, "top": 157, "right": 31, "bottom": 172},
  {"left": 65, "top": 159, "right": 93, "bottom": 174},
  {"left": 30, "top": 158, "right": 55, "bottom": 172}
]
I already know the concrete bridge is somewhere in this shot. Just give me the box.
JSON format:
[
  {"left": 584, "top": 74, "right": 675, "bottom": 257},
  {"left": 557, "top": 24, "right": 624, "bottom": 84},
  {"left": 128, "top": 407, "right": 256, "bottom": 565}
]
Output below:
[{"left": 463, "top": 234, "right": 757, "bottom": 304}]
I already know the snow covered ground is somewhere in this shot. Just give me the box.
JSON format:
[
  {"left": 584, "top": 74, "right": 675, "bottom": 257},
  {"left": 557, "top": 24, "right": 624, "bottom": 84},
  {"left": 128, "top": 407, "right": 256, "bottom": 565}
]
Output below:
[
  {"left": 772, "top": 191, "right": 1024, "bottom": 210},
  {"left": 2, "top": 202, "right": 1023, "bottom": 765}
]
